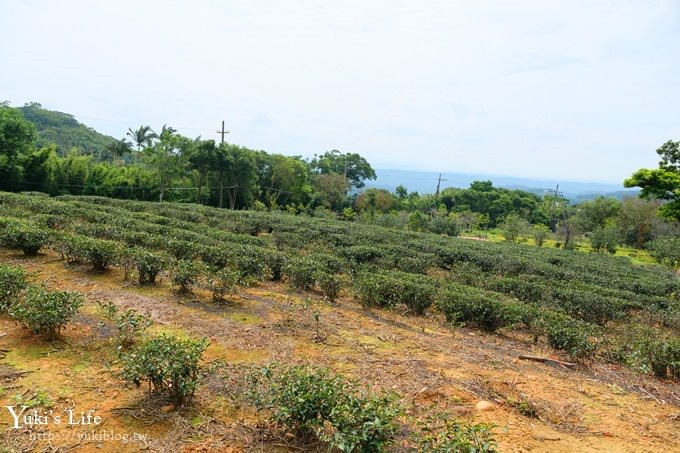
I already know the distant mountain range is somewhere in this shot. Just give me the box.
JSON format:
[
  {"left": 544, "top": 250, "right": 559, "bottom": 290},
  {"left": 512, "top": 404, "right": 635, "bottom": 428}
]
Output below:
[{"left": 366, "top": 169, "right": 639, "bottom": 202}]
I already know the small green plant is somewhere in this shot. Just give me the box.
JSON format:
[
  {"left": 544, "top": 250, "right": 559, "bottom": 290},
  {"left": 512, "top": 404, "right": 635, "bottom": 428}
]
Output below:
[
  {"left": 0, "top": 264, "right": 28, "bottom": 312},
  {"left": 9, "top": 285, "right": 83, "bottom": 340},
  {"left": 414, "top": 412, "right": 497, "bottom": 453},
  {"left": 97, "top": 301, "right": 151, "bottom": 348},
  {"left": 121, "top": 334, "right": 209, "bottom": 405},
  {"left": 12, "top": 390, "right": 53, "bottom": 409},
  {"left": 97, "top": 299, "right": 118, "bottom": 321},
  {"left": 252, "top": 364, "right": 402, "bottom": 451},
  {"left": 117, "top": 309, "right": 152, "bottom": 348},
  {"left": 207, "top": 267, "right": 240, "bottom": 303}
]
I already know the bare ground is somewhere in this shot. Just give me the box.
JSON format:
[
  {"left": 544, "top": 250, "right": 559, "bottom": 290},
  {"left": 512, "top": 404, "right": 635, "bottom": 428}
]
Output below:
[{"left": 1, "top": 250, "right": 680, "bottom": 452}]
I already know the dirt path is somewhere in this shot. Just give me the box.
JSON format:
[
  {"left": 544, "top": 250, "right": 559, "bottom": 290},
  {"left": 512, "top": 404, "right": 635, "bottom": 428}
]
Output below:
[{"left": 1, "top": 251, "right": 680, "bottom": 452}]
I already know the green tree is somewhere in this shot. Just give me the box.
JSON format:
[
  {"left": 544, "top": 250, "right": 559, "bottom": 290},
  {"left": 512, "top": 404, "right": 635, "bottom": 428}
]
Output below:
[
  {"left": 105, "top": 137, "right": 133, "bottom": 159},
  {"left": 310, "top": 149, "right": 376, "bottom": 189},
  {"left": 500, "top": 213, "right": 529, "bottom": 243},
  {"left": 257, "top": 154, "right": 310, "bottom": 208},
  {"left": 311, "top": 173, "right": 350, "bottom": 211},
  {"left": 625, "top": 139, "right": 680, "bottom": 220},
  {"left": 532, "top": 224, "right": 550, "bottom": 247},
  {"left": 126, "top": 125, "right": 157, "bottom": 152},
  {"left": 213, "top": 143, "right": 258, "bottom": 209},
  {"left": 617, "top": 197, "right": 660, "bottom": 249},
  {"left": 574, "top": 196, "right": 621, "bottom": 232},
  {"left": 143, "top": 125, "right": 188, "bottom": 202},
  {"left": 590, "top": 222, "right": 619, "bottom": 254},
  {"left": 187, "top": 139, "right": 216, "bottom": 204},
  {"left": 355, "top": 188, "right": 395, "bottom": 215},
  {"left": 0, "top": 106, "right": 36, "bottom": 190},
  {"left": 556, "top": 217, "right": 580, "bottom": 250}
]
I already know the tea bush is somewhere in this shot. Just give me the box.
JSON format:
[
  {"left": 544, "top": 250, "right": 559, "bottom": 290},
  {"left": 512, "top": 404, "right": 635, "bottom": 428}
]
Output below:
[
  {"left": 354, "top": 269, "right": 435, "bottom": 315},
  {"left": 438, "top": 285, "right": 526, "bottom": 332},
  {"left": 414, "top": 413, "right": 497, "bottom": 453},
  {"left": 10, "top": 285, "right": 83, "bottom": 340},
  {"left": 98, "top": 301, "right": 151, "bottom": 349},
  {"left": 252, "top": 364, "right": 402, "bottom": 452},
  {"left": 121, "top": 334, "right": 209, "bottom": 405},
  {"left": 132, "top": 248, "right": 168, "bottom": 284},
  {"left": 531, "top": 311, "right": 598, "bottom": 358},
  {"left": 61, "top": 235, "right": 122, "bottom": 271},
  {"left": 317, "top": 271, "right": 342, "bottom": 303},
  {"left": 285, "top": 256, "right": 319, "bottom": 291},
  {"left": 0, "top": 264, "right": 28, "bottom": 312},
  {"left": 171, "top": 259, "right": 204, "bottom": 293},
  {"left": 0, "top": 219, "right": 49, "bottom": 255},
  {"left": 207, "top": 267, "right": 240, "bottom": 303}
]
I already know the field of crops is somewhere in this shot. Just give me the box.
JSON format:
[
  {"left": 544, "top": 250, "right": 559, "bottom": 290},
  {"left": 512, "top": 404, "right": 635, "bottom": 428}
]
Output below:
[
  {"left": 1, "top": 191, "right": 680, "bottom": 451},
  {"left": 2, "top": 191, "right": 679, "bottom": 369}
]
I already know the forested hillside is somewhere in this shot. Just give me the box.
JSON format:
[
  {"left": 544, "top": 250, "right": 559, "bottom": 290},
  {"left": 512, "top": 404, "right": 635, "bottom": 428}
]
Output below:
[{"left": 18, "top": 102, "right": 115, "bottom": 157}]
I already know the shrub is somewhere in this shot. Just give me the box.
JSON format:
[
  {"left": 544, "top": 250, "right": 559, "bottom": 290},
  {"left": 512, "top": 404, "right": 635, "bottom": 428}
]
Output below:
[
  {"left": 415, "top": 413, "right": 497, "bottom": 453},
  {"left": 0, "top": 264, "right": 28, "bottom": 312},
  {"left": 10, "top": 285, "right": 83, "bottom": 340},
  {"left": 317, "top": 271, "right": 342, "bottom": 303},
  {"left": 233, "top": 248, "right": 268, "bottom": 282},
  {"left": 428, "top": 216, "right": 460, "bottom": 236},
  {"left": 531, "top": 311, "right": 597, "bottom": 359},
  {"left": 132, "top": 248, "right": 167, "bottom": 284},
  {"left": 117, "top": 309, "right": 152, "bottom": 348},
  {"left": 171, "top": 260, "right": 203, "bottom": 293},
  {"left": 207, "top": 268, "right": 240, "bottom": 303},
  {"left": 647, "top": 237, "right": 680, "bottom": 268},
  {"left": 0, "top": 220, "right": 49, "bottom": 255},
  {"left": 641, "top": 338, "right": 680, "bottom": 380},
  {"left": 354, "top": 270, "right": 435, "bottom": 315},
  {"left": 285, "top": 256, "right": 319, "bottom": 291},
  {"left": 265, "top": 251, "right": 286, "bottom": 281},
  {"left": 165, "top": 240, "right": 199, "bottom": 260},
  {"left": 253, "top": 364, "right": 402, "bottom": 451},
  {"left": 438, "top": 286, "right": 526, "bottom": 332},
  {"left": 121, "top": 334, "right": 209, "bottom": 405},
  {"left": 550, "top": 286, "right": 625, "bottom": 326},
  {"left": 98, "top": 301, "right": 152, "bottom": 349},
  {"left": 60, "top": 236, "right": 122, "bottom": 271}
]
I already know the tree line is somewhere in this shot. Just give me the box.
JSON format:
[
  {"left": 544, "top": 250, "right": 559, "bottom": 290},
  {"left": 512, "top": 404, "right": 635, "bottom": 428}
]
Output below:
[{"left": 1, "top": 103, "right": 677, "bottom": 254}]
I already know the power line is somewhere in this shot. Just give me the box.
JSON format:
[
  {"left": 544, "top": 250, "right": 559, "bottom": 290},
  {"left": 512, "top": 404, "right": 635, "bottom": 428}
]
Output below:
[{"left": 73, "top": 114, "right": 216, "bottom": 133}]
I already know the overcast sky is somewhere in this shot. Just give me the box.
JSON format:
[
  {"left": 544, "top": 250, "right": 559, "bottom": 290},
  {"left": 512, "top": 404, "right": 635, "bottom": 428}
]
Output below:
[{"left": 1, "top": 0, "right": 678, "bottom": 183}]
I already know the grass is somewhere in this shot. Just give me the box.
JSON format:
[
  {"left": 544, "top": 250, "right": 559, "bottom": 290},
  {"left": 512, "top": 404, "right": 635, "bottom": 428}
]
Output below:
[{"left": 462, "top": 229, "right": 658, "bottom": 266}]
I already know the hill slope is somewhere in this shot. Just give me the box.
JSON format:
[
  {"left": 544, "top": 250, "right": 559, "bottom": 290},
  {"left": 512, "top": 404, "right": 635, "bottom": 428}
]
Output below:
[
  {"left": 18, "top": 102, "right": 115, "bottom": 156},
  {"left": 0, "top": 193, "right": 678, "bottom": 451}
]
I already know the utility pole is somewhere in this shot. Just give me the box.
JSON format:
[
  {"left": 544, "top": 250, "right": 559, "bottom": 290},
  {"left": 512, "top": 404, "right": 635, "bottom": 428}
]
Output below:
[
  {"left": 435, "top": 173, "right": 447, "bottom": 198},
  {"left": 217, "top": 120, "right": 230, "bottom": 144},
  {"left": 549, "top": 184, "right": 562, "bottom": 229}
]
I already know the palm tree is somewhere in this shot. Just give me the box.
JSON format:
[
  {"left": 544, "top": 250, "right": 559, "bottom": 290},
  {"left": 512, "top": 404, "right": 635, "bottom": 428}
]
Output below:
[
  {"left": 105, "top": 138, "right": 132, "bottom": 159},
  {"left": 126, "top": 125, "right": 157, "bottom": 151}
]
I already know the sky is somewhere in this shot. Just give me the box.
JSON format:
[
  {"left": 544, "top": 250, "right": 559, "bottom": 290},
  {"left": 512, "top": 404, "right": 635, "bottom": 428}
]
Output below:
[{"left": 1, "top": 0, "right": 679, "bottom": 184}]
